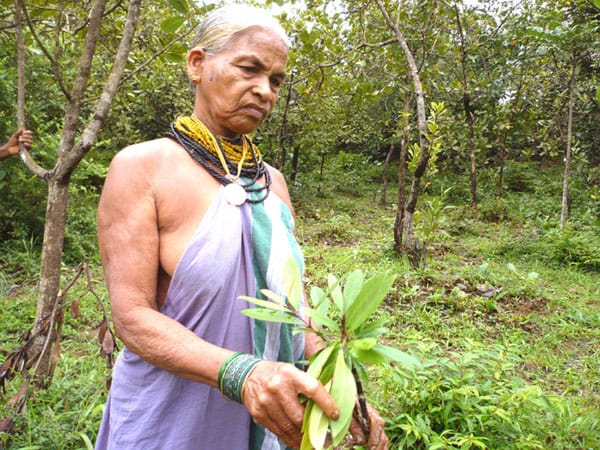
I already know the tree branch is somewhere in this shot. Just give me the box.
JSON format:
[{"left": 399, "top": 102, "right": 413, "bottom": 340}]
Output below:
[
  {"left": 15, "top": 0, "right": 51, "bottom": 179},
  {"left": 57, "top": 0, "right": 142, "bottom": 178},
  {"left": 476, "top": 0, "right": 525, "bottom": 49},
  {"left": 374, "top": 0, "right": 429, "bottom": 215},
  {"left": 119, "top": 25, "right": 196, "bottom": 85},
  {"left": 18, "top": 0, "right": 72, "bottom": 101},
  {"left": 71, "top": 0, "right": 125, "bottom": 35},
  {"left": 53, "top": 0, "right": 108, "bottom": 178}
]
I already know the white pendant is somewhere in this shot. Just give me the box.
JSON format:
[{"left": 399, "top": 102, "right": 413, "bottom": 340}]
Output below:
[{"left": 224, "top": 182, "right": 246, "bottom": 206}]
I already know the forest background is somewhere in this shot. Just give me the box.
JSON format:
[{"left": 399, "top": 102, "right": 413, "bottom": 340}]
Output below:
[{"left": 0, "top": 0, "right": 599, "bottom": 448}]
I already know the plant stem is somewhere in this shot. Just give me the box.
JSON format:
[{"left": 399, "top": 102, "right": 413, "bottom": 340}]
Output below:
[{"left": 352, "top": 365, "right": 371, "bottom": 439}]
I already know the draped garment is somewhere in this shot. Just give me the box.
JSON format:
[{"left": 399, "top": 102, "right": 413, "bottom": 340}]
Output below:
[{"left": 95, "top": 183, "right": 305, "bottom": 450}]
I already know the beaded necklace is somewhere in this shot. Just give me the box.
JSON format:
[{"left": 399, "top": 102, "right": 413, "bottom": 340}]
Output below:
[{"left": 167, "top": 114, "right": 270, "bottom": 205}]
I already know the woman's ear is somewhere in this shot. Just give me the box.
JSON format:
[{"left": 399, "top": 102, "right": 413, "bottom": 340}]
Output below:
[{"left": 187, "top": 47, "right": 206, "bottom": 85}]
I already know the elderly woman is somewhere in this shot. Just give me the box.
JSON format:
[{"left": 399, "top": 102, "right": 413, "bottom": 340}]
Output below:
[{"left": 95, "top": 5, "right": 388, "bottom": 450}]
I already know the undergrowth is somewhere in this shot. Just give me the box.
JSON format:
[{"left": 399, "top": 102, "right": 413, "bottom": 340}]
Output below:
[{"left": 1, "top": 161, "right": 599, "bottom": 449}]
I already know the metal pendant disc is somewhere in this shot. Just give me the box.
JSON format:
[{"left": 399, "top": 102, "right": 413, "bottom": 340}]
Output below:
[{"left": 224, "top": 182, "right": 246, "bottom": 206}]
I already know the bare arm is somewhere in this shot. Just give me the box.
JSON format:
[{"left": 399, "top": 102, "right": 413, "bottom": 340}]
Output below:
[{"left": 97, "top": 145, "right": 228, "bottom": 386}]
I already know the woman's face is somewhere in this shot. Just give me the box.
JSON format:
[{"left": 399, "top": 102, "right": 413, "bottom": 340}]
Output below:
[{"left": 189, "top": 27, "right": 288, "bottom": 139}]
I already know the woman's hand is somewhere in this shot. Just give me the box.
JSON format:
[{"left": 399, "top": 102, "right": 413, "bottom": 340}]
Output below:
[
  {"left": 242, "top": 360, "right": 340, "bottom": 448},
  {"left": 347, "top": 402, "right": 389, "bottom": 450}
]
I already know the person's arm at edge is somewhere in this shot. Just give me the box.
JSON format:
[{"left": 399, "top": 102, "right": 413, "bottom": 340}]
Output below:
[{"left": 0, "top": 129, "right": 32, "bottom": 161}]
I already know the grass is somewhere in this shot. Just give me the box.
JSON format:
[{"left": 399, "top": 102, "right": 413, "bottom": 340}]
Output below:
[{"left": 1, "top": 162, "right": 599, "bottom": 448}]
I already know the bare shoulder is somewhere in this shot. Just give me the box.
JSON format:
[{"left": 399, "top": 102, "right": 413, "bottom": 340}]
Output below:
[
  {"left": 108, "top": 138, "right": 181, "bottom": 173},
  {"left": 99, "top": 138, "right": 182, "bottom": 219},
  {"left": 265, "top": 163, "right": 295, "bottom": 216}
]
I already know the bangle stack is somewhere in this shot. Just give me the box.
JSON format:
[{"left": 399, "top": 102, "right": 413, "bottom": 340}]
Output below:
[{"left": 218, "top": 352, "right": 262, "bottom": 403}]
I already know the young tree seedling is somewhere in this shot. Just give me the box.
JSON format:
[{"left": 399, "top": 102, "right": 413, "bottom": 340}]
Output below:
[{"left": 240, "top": 258, "right": 421, "bottom": 449}]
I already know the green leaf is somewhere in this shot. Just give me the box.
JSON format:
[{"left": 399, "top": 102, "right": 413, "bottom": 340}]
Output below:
[
  {"left": 354, "top": 317, "right": 389, "bottom": 338},
  {"left": 305, "top": 307, "right": 340, "bottom": 331},
  {"left": 240, "top": 308, "right": 303, "bottom": 326},
  {"left": 301, "top": 399, "right": 314, "bottom": 433},
  {"left": 308, "top": 395, "right": 330, "bottom": 449},
  {"left": 284, "top": 257, "right": 303, "bottom": 310},
  {"left": 349, "top": 337, "right": 377, "bottom": 350},
  {"left": 596, "top": 86, "right": 600, "bottom": 103},
  {"left": 342, "top": 270, "right": 364, "bottom": 312},
  {"left": 167, "top": 0, "right": 189, "bottom": 14},
  {"left": 373, "top": 344, "right": 422, "bottom": 370},
  {"left": 348, "top": 347, "right": 388, "bottom": 364},
  {"left": 258, "top": 289, "right": 286, "bottom": 306},
  {"left": 310, "top": 286, "right": 329, "bottom": 315},
  {"left": 329, "top": 350, "right": 357, "bottom": 445},
  {"left": 307, "top": 345, "right": 337, "bottom": 380},
  {"left": 239, "top": 295, "right": 289, "bottom": 313},
  {"left": 328, "top": 274, "right": 344, "bottom": 312},
  {"left": 345, "top": 272, "right": 396, "bottom": 332},
  {"left": 160, "top": 16, "right": 185, "bottom": 33},
  {"left": 163, "top": 42, "right": 188, "bottom": 63},
  {"left": 300, "top": 401, "right": 314, "bottom": 450},
  {"left": 292, "top": 327, "right": 317, "bottom": 335}
]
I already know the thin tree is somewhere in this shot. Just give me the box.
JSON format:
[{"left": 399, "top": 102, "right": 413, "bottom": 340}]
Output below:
[
  {"left": 560, "top": 51, "right": 578, "bottom": 229},
  {"left": 13, "top": 0, "right": 141, "bottom": 386},
  {"left": 454, "top": 4, "right": 478, "bottom": 212},
  {"left": 375, "top": 0, "right": 430, "bottom": 267}
]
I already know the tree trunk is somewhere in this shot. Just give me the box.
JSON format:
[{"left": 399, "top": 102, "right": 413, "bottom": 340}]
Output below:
[
  {"left": 560, "top": 55, "right": 577, "bottom": 229},
  {"left": 394, "top": 91, "right": 410, "bottom": 252},
  {"left": 15, "top": 0, "right": 25, "bottom": 128},
  {"left": 376, "top": 0, "right": 430, "bottom": 267},
  {"left": 276, "top": 72, "right": 294, "bottom": 170},
  {"left": 454, "top": 5, "right": 478, "bottom": 213},
  {"left": 28, "top": 179, "right": 70, "bottom": 386},
  {"left": 290, "top": 144, "right": 300, "bottom": 183},
  {"left": 381, "top": 140, "right": 395, "bottom": 204}
]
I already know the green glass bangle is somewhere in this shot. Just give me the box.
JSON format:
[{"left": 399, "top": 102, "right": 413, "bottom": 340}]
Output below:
[
  {"left": 218, "top": 352, "right": 243, "bottom": 392},
  {"left": 218, "top": 353, "right": 262, "bottom": 403}
]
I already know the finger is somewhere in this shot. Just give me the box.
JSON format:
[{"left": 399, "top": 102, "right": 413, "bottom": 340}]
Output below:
[
  {"left": 292, "top": 370, "right": 339, "bottom": 420},
  {"left": 264, "top": 406, "right": 302, "bottom": 448},
  {"left": 247, "top": 399, "right": 300, "bottom": 448}
]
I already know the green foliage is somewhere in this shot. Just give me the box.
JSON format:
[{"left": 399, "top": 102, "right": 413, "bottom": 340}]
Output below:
[
  {"left": 1, "top": 163, "right": 599, "bottom": 448},
  {"left": 240, "top": 258, "right": 416, "bottom": 449},
  {"left": 377, "top": 339, "right": 600, "bottom": 449},
  {"left": 541, "top": 226, "right": 600, "bottom": 271},
  {"left": 0, "top": 0, "right": 599, "bottom": 447},
  {"left": 1, "top": 280, "right": 109, "bottom": 449},
  {"left": 414, "top": 187, "right": 454, "bottom": 245}
]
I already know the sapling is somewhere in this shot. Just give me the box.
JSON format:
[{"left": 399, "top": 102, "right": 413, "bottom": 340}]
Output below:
[{"left": 240, "top": 258, "right": 421, "bottom": 449}]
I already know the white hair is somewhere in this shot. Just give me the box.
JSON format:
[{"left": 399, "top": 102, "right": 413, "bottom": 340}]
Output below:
[{"left": 192, "top": 5, "right": 290, "bottom": 54}]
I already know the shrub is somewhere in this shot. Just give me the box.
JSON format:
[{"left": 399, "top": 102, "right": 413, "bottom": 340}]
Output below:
[
  {"left": 374, "top": 339, "right": 600, "bottom": 449},
  {"left": 541, "top": 226, "right": 600, "bottom": 272}
]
